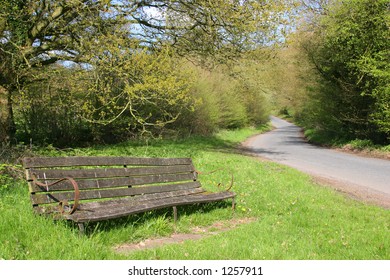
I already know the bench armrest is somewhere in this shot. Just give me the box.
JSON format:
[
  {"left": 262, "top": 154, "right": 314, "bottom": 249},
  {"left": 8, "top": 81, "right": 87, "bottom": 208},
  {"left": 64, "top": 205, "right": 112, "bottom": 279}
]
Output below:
[{"left": 31, "top": 175, "right": 80, "bottom": 214}]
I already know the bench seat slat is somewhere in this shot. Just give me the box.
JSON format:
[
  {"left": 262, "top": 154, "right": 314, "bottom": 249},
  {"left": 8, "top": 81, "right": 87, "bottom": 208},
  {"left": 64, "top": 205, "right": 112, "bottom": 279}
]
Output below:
[
  {"left": 22, "top": 157, "right": 192, "bottom": 168},
  {"left": 31, "top": 181, "right": 202, "bottom": 205},
  {"left": 68, "top": 191, "right": 236, "bottom": 222},
  {"left": 33, "top": 187, "right": 206, "bottom": 215},
  {"left": 30, "top": 173, "right": 197, "bottom": 192},
  {"left": 77, "top": 187, "right": 205, "bottom": 210},
  {"left": 28, "top": 165, "right": 195, "bottom": 180}
]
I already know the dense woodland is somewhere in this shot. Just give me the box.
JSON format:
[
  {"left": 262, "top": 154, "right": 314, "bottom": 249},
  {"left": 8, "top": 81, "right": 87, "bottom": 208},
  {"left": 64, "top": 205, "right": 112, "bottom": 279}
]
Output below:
[
  {"left": 275, "top": 0, "right": 389, "bottom": 145},
  {"left": 1, "top": 0, "right": 389, "bottom": 148}
]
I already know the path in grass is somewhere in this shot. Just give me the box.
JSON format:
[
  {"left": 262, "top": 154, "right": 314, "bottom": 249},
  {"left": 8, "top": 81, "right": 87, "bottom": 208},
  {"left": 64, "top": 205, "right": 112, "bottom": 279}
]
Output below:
[
  {"left": 114, "top": 218, "right": 256, "bottom": 254},
  {"left": 243, "top": 116, "right": 390, "bottom": 208}
]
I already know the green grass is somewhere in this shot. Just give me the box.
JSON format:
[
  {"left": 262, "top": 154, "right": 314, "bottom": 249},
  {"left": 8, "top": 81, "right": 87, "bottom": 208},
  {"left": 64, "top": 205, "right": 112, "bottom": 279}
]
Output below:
[
  {"left": 302, "top": 128, "right": 390, "bottom": 155},
  {"left": 0, "top": 125, "right": 389, "bottom": 260}
]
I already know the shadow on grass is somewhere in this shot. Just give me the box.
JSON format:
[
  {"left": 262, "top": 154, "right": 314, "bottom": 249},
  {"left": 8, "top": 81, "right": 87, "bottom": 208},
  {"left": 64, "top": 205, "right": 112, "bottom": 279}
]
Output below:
[
  {"left": 74, "top": 200, "right": 234, "bottom": 236},
  {"left": 98, "top": 135, "right": 238, "bottom": 156}
]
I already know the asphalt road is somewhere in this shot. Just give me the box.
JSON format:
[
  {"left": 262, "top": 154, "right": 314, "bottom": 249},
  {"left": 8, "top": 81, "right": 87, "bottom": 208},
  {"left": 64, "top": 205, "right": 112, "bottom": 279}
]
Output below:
[{"left": 244, "top": 116, "right": 390, "bottom": 200}]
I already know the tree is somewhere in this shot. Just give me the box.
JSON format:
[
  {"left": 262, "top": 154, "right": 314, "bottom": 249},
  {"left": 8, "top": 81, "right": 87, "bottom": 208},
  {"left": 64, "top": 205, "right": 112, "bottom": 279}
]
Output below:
[
  {"left": 1, "top": 0, "right": 291, "bottom": 143},
  {"left": 78, "top": 41, "right": 195, "bottom": 136},
  {"left": 296, "top": 0, "right": 390, "bottom": 143},
  {"left": 1, "top": 0, "right": 120, "bottom": 142}
]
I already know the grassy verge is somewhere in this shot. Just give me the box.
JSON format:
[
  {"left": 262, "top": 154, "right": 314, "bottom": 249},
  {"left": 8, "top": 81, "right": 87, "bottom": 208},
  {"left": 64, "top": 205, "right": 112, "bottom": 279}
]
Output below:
[
  {"left": 303, "top": 129, "right": 390, "bottom": 159},
  {"left": 0, "top": 125, "right": 389, "bottom": 260}
]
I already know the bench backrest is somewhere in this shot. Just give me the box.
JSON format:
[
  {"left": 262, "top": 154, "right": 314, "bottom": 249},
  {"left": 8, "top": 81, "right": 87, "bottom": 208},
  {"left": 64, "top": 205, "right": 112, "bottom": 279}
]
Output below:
[{"left": 22, "top": 156, "right": 199, "bottom": 211}]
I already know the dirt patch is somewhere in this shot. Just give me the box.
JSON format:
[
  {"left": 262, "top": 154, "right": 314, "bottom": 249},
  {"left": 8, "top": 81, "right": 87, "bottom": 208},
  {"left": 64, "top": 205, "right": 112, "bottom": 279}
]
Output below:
[{"left": 113, "top": 217, "right": 256, "bottom": 254}]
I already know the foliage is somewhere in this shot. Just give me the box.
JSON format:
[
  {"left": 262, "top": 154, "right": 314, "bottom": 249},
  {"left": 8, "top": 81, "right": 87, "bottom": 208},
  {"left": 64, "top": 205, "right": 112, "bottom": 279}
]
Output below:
[
  {"left": 346, "top": 139, "right": 376, "bottom": 151},
  {"left": 11, "top": 42, "right": 195, "bottom": 145},
  {"left": 14, "top": 67, "right": 93, "bottom": 146},
  {"left": 0, "top": 0, "right": 293, "bottom": 144},
  {"left": 12, "top": 52, "right": 272, "bottom": 146},
  {"left": 193, "top": 67, "right": 249, "bottom": 129},
  {"left": 173, "top": 61, "right": 271, "bottom": 136},
  {"left": 0, "top": 164, "right": 13, "bottom": 191},
  {"left": 0, "top": 161, "right": 24, "bottom": 193},
  {"left": 297, "top": 0, "right": 390, "bottom": 144},
  {"left": 76, "top": 44, "right": 196, "bottom": 139},
  {"left": 231, "top": 54, "right": 271, "bottom": 126},
  {"left": 268, "top": 43, "right": 315, "bottom": 118}
]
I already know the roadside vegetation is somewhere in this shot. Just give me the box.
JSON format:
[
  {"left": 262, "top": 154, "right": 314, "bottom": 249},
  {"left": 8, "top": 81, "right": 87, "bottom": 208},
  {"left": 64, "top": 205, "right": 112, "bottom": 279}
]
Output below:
[
  {"left": 1, "top": 127, "right": 389, "bottom": 260},
  {"left": 270, "top": 0, "right": 389, "bottom": 150},
  {"left": 1, "top": 1, "right": 287, "bottom": 147},
  {"left": 277, "top": 112, "right": 390, "bottom": 159}
]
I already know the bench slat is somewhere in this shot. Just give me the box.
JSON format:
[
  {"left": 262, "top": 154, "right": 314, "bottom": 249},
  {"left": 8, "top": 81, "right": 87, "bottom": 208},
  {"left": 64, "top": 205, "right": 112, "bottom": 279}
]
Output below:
[
  {"left": 22, "top": 156, "right": 192, "bottom": 168},
  {"left": 31, "top": 181, "right": 202, "bottom": 205},
  {"left": 69, "top": 191, "right": 235, "bottom": 222},
  {"left": 33, "top": 187, "right": 205, "bottom": 215},
  {"left": 30, "top": 173, "right": 197, "bottom": 193},
  {"left": 28, "top": 165, "right": 195, "bottom": 180},
  {"left": 78, "top": 187, "right": 205, "bottom": 210}
]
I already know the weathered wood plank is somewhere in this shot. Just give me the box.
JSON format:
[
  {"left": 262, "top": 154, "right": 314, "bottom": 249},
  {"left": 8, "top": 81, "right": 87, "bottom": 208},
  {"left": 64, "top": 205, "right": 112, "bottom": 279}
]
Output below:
[
  {"left": 30, "top": 173, "right": 197, "bottom": 193},
  {"left": 31, "top": 181, "right": 202, "bottom": 205},
  {"left": 78, "top": 187, "right": 205, "bottom": 210},
  {"left": 28, "top": 165, "right": 195, "bottom": 180},
  {"left": 69, "top": 191, "right": 236, "bottom": 222},
  {"left": 33, "top": 187, "right": 206, "bottom": 215},
  {"left": 22, "top": 157, "right": 192, "bottom": 168}
]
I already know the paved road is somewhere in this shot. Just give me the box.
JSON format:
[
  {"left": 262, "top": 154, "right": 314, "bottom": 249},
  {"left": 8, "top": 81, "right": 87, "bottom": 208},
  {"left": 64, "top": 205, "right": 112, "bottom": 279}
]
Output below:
[{"left": 244, "top": 116, "right": 390, "bottom": 199}]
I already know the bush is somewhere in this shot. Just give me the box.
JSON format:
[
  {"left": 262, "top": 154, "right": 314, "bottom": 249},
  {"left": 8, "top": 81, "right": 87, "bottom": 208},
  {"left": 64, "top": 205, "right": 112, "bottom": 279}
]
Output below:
[
  {"left": 176, "top": 64, "right": 269, "bottom": 135},
  {"left": 297, "top": 0, "right": 390, "bottom": 144},
  {"left": 347, "top": 139, "right": 375, "bottom": 151},
  {"left": 12, "top": 52, "right": 271, "bottom": 145}
]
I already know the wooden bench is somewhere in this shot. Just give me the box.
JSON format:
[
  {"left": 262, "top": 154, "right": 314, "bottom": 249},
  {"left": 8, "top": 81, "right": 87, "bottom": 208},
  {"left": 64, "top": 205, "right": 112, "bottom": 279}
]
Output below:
[{"left": 22, "top": 156, "right": 236, "bottom": 233}]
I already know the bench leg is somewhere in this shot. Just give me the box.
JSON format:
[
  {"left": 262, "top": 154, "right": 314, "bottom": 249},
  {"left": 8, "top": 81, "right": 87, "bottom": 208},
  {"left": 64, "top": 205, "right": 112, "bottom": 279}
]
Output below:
[
  {"left": 78, "top": 222, "right": 85, "bottom": 235},
  {"left": 173, "top": 206, "right": 178, "bottom": 223}
]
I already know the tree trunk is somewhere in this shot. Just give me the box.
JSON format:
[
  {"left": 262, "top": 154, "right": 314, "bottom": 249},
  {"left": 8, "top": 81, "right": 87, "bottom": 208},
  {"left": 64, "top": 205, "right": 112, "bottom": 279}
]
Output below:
[{"left": 0, "top": 86, "right": 16, "bottom": 144}]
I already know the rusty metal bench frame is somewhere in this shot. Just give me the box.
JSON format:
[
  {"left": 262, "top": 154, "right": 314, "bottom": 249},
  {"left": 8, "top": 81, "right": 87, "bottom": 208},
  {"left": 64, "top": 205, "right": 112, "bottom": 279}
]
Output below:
[{"left": 22, "top": 156, "right": 236, "bottom": 233}]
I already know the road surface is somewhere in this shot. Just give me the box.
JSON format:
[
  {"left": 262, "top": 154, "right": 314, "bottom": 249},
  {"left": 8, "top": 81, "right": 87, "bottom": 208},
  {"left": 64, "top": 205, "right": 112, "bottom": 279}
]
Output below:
[{"left": 243, "top": 116, "right": 390, "bottom": 206}]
